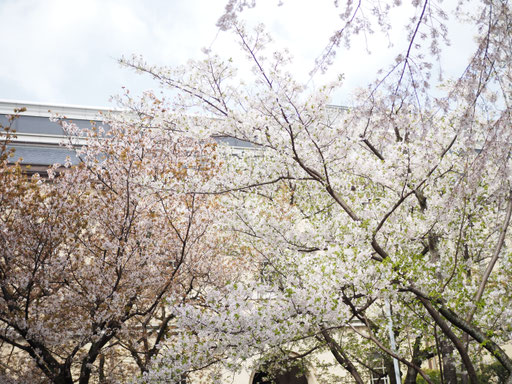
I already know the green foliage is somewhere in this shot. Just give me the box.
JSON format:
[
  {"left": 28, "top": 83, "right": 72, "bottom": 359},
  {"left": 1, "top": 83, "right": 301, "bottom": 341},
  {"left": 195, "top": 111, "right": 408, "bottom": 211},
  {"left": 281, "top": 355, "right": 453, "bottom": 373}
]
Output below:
[
  {"left": 477, "top": 362, "right": 508, "bottom": 384},
  {"left": 416, "top": 364, "right": 508, "bottom": 384},
  {"left": 416, "top": 370, "right": 442, "bottom": 384}
]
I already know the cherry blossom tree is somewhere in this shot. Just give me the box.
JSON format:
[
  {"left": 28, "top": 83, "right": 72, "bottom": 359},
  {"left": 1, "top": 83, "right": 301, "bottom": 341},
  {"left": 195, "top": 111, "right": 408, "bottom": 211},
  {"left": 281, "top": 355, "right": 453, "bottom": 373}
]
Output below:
[
  {"left": 0, "top": 98, "right": 242, "bottom": 383},
  {"left": 119, "top": 1, "right": 512, "bottom": 383}
]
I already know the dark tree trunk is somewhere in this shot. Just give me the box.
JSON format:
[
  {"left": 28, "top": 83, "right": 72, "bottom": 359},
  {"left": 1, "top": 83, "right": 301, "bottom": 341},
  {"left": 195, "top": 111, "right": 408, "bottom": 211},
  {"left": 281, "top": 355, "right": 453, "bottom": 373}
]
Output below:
[
  {"left": 404, "top": 337, "right": 421, "bottom": 384},
  {"left": 404, "top": 335, "right": 434, "bottom": 384},
  {"left": 384, "top": 356, "right": 398, "bottom": 384},
  {"left": 321, "top": 329, "right": 365, "bottom": 384},
  {"left": 404, "top": 366, "right": 419, "bottom": 384},
  {"left": 53, "top": 367, "right": 74, "bottom": 384},
  {"left": 460, "top": 369, "right": 469, "bottom": 384},
  {"left": 440, "top": 338, "right": 458, "bottom": 384},
  {"left": 99, "top": 354, "right": 106, "bottom": 383}
]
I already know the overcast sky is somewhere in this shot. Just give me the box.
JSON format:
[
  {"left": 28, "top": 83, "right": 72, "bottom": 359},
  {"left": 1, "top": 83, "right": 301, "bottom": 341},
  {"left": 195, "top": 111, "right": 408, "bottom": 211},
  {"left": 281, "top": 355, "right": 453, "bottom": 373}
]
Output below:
[{"left": 0, "top": 0, "right": 478, "bottom": 108}]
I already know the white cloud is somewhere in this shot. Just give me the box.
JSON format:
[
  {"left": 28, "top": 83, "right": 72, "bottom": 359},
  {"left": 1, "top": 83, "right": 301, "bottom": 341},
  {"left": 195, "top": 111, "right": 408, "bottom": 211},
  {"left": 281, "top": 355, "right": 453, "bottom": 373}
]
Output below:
[{"left": 0, "top": 0, "right": 478, "bottom": 107}]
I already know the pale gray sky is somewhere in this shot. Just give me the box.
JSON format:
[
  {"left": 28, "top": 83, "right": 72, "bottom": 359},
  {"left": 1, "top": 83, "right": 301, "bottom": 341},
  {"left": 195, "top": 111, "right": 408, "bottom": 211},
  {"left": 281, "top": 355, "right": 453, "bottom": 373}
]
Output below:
[{"left": 0, "top": 0, "right": 478, "bottom": 108}]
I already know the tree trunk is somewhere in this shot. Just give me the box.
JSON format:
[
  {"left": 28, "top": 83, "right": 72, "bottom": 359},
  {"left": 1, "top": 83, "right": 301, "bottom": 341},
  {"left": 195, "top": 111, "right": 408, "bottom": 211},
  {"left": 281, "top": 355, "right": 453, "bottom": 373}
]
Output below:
[
  {"left": 99, "top": 354, "right": 106, "bottom": 383},
  {"left": 440, "top": 338, "right": 458, "bottom": 384},
  {"left": 404, "top": 366, "right": 419, "bottom": 384},
  {"left": 384, "top": 356, "right": 398, "bottom": 384},
  {"left": 404, "top": 336, "right": 422, "bottom": 384},
  {"left": 321, "top": 329, "right": 365, "bottom": 384},
  {"left": 53, "top": 367, "right": 74, "bottom": 384}
]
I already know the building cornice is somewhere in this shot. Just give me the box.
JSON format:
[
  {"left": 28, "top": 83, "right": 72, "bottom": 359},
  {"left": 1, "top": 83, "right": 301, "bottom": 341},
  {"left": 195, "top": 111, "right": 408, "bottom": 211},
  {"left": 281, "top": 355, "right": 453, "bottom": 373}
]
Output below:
[{"left": 0, "top": 99, "right": 118, "bottom": 120}]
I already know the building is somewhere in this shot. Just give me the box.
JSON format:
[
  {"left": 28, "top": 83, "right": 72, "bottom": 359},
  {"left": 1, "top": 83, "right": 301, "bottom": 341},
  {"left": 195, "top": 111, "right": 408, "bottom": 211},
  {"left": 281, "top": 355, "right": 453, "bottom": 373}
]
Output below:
[{"left": 0, "top": 99, "right": 111, "bottom": 174}]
